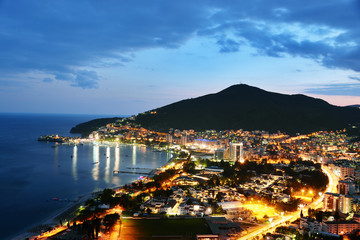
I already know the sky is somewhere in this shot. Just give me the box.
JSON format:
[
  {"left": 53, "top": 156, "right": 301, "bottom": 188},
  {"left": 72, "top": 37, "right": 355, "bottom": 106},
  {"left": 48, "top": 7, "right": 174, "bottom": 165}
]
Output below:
[{"left": 1, "top": 0, "right": 360, "bottom": 115}]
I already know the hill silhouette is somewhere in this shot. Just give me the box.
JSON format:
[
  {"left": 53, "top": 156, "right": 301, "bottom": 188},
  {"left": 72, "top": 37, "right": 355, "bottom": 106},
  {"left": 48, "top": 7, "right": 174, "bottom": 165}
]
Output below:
[
  {"left": 134, "top": 84, "right": 360, "bottom": 134},
  {"left": 348, "top": 104, "right": 360, "bottom": 108},
  {"left": 70, "top": 117, "right": 122, "bottom": 137}
]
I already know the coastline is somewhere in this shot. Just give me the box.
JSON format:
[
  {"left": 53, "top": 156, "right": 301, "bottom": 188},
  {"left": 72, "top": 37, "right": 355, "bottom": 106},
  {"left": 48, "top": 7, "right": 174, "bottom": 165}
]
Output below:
[
  {"left": 12, "top": 191, "right": 98, "bottom": 240},
  {"left": 12, "top": 144, "right": 175, "bottom": 240}
]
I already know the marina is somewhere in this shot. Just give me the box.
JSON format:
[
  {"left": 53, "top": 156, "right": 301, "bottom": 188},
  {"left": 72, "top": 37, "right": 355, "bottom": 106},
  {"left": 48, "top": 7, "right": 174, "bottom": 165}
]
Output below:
[{"left": 0, "top": 113, "right": 171, "bottom": 240}]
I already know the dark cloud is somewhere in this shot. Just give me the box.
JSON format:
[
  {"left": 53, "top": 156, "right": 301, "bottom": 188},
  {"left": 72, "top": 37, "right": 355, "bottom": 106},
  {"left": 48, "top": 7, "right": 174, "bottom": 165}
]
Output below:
[
  {"left": 216, "top": 37, "right": 241, "bottom": 53},
  {"left": 1, "top": 0, "right": 360, "bottom": 89}
]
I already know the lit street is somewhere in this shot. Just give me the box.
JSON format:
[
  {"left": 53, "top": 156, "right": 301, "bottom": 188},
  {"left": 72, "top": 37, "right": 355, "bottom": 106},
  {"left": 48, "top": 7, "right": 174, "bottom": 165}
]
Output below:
[{"left": 238, "top": 164, "right": 338, "bottom": 240}]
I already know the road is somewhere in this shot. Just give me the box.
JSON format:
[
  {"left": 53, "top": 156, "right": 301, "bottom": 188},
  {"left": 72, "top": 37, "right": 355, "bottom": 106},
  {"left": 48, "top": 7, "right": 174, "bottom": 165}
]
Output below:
[{"left": 238, "top": 164, "right": 338, "bottom": 240}]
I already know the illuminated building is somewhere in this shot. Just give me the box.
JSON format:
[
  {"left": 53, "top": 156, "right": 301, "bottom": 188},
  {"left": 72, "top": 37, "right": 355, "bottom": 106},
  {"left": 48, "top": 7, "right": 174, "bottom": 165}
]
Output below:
[
  {"left": 203, "top": 166, "right": 224, "bottom": 175},
  {"left": 196, "top": 235, "right": 219, "bottom": 240},
  {"left": 324, "top": 192, "right": 353, "bottom": 214},
  {"left": 355, "top": 170, "right": 360, "bottom": 180},
  {"left": 214, "top": 149, "right": 224, "bottom": 160},
  {"left": 229, "top": 142, "right": 244, "bottom": 162},
  {"left": 181, "top": 134, "right": 188, "bottom": 145},
  {"left": 325, "top": 221, "right": 360, "bottom": 235},
  {"left": 323, "top": 192, "right": 339, "bottom": 212},
  {"left": 166, "top": 134, "right": 173, "bottom": 143},
  {"left": 338, "top": 195, "right": 353, "bottom": 214},
  {"left": 340, "top": 166, "right": 355, "bottom": 180},
  {"left": 338, "top": 180, "right": 355, "bottom": 195}
]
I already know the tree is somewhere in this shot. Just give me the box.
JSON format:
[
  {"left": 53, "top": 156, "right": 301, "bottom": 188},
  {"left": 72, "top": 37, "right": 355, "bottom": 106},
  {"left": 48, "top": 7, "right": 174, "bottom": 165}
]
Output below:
[
  {"left": 103, "top": 213, "right": 120, "bottom": 231},
  {"left": 76, "top": 208, "right": 94, "bottom": 222},
  {"left": 93, "top": 217, "right": 101, "bottom": 238},
  {"left": 316, "top": 211, "right": 323, "bottom": 222},
  {"left": 183, "top": 160, "right": 196, "bottom": 174},
  {"left": 178, "top": 151, "right": 188, "bottom": 158},
  {"left": 216, "top": 192, "right": 223, "bottom": 202},
  {"left": 99, "top": 188, "right": 115, "bottom": 205}
]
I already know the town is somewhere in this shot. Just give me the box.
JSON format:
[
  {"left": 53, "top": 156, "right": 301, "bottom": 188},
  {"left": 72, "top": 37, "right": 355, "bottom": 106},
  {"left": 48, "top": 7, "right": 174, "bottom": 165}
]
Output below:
[{"left": 34, "top": 118, "right": 360, "bottom": 240}]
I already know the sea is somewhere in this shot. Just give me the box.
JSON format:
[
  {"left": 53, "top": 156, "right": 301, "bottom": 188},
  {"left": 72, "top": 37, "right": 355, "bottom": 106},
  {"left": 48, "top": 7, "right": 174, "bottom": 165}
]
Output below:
[{"left": 0, "top": 113, "right": 172, "bottom": 240}]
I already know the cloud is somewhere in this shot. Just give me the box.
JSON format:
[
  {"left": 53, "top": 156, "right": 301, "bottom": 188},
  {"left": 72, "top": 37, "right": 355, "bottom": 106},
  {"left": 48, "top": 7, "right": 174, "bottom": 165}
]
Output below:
[
  {"left": 42, "top": 78, "right": 53, "bottom": 83},
  {"left": 216, "top": 36, "right": 241, "bottom": 53},
  {"left": 349, "top": 76, "right": 360, "bottom": 82},
  {"left": 51, "top": 69, "right": 99, "bottom": 89},
  {"left": 1, "top": 0, "right": 360, "bottom": 89},
  {"left": 71, "top": 70, "right": 99, "bottom": 89},
  {"left": 305, "top": 83, "right": 360, "bottom": 96}
]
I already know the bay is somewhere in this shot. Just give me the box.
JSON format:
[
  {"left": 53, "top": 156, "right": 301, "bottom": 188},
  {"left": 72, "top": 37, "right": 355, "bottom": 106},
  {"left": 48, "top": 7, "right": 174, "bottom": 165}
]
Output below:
[{"left": 0, "top": 113, "right": 171, "bottom": 240}]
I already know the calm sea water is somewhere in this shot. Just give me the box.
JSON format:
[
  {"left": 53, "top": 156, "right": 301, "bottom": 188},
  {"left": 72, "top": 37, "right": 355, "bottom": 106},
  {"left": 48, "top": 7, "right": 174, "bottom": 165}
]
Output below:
[{"left": 0, "top": 113, "right": 171, "bottom": 240}]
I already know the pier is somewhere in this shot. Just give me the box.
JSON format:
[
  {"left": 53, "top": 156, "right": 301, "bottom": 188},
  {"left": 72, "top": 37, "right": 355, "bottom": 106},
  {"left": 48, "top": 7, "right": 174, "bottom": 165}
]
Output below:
[{"left": 113, "top": 170, "right": 149, "bottom": 175}]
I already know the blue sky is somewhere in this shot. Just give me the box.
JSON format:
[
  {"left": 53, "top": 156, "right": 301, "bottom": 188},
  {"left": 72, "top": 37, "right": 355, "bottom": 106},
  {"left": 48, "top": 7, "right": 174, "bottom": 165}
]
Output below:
[{"left": 1, "top": 0, "right": 360, "bottom": 115}]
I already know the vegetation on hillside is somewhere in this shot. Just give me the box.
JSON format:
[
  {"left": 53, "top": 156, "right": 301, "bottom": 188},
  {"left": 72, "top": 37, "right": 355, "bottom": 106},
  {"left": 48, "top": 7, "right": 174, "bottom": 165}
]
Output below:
[
  {"left": 134, "top": 84, "right": 360, "bottom": 134},
  {"left": 70, "top": 117, "right": 122, "bottom": 137}
]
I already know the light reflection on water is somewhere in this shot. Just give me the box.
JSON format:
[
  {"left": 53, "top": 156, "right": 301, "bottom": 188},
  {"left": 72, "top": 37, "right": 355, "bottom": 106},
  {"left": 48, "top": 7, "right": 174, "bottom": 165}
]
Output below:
[
  {"left": 105, "top": 147, "right": 111, "bottom": 183},
  {"left": 0, "top": 114, "right": 174, "bottom": 240},
  {"left": 72, "top": 145, "right": 78, "bottom": 181},
  {"left": 132, "top": 145, "right": 136, "bottom": 165},
  {"left": 114, "top": 144, "right": 120, "bottom": 172},
  {"left": 92, "top": 144, "right": 99, "bottom": 181},
  {"left": 1, "top": 142, "right": 171, "bottom": 240}
]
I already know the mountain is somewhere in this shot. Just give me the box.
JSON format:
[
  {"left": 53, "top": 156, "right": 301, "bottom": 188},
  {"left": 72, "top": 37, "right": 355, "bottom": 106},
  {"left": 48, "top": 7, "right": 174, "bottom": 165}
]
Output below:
[
  {"left": 348, "top": 104, "right": 360, "bottom": 108},
  {"left": 70, "top": 117, "right": 122, "bottom": 137},
  {"left": 134, "top": 84, "right": 360, "bottom": 134}
]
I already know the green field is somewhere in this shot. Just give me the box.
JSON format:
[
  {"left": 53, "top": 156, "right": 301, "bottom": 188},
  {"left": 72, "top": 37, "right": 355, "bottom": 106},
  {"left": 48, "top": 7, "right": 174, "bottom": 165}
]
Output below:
[{"left": 120, "top": 218, "right": 212, "bottom": 239}]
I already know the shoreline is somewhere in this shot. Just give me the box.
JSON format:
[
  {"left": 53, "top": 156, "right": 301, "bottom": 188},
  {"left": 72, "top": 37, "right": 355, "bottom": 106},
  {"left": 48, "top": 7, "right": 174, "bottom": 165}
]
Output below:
[{"left": 12, "top": 144, "right": 175, "bottom": 240}]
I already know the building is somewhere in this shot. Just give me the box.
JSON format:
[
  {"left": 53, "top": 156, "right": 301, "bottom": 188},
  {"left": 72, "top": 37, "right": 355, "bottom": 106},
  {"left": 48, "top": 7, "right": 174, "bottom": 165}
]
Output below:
[
  {"left": 325, "top": 221, "right": 360, "bottom": 235},
  {"left": 323, "top": 192, "right": 353, "bottom": 214},
  {"left": 181, "top": 134, "right": 188, "bottom": 145},
  {"left": 338, "top": 180, "right": 355, "bottom": 195},
  {"left": 338, "top": 194, "right": 353, "bottom": 214},
  {"left": 214, "top": 149, "right": 225, "bottom": 160},
  {"left": 355, "top": 170, "right": 360, "bottom": 181},
  {"left": 229, "top": 142, "right": 244, "bottom": 163},
  {"left": 166, "top": 134, "right": 173, "bottom": 143},
  {"left": 323, "top": 192, "right": 340, "bottom": 212},
  {"left": 196, "top": 235, "right": 220, "bottom": 240},
  {"left": 299, "top": 217, "right": 325, "bottom": 234},
  {"left": 340, "top": 166, "right": 355, "bottom": 180},
  {"left": 203, "top": 166, "right": 224, "bottom": 175}
]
